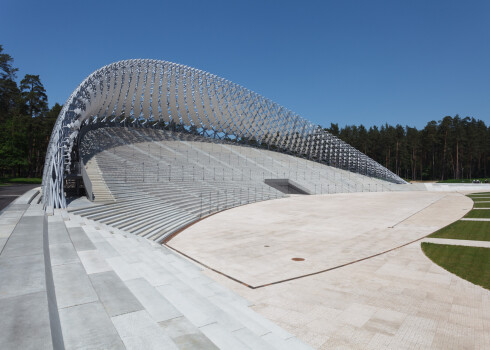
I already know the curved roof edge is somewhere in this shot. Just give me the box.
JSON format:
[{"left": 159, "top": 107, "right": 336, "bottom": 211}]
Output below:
[{"left": 42, "top": 59, "right": 406, "bottom": 209}]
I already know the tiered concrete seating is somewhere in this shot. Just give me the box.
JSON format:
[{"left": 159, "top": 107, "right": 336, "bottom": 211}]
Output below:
[
  {"left": 0, "top": 189, "right": 312, "bottom": 349},
  {"left": 50, "top": 210, "right": 312, "bottom": 349},
  {"left": 73, "top": 126, "right": 410, "bottom": 242}
]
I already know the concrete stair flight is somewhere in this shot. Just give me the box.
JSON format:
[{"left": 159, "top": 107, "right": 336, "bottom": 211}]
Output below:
[
  {"left": 84, "top": 157, "right": 116, "bottom": 202},
  {"left": 49, "top": 211, "right": 312, "bottom": 349}
]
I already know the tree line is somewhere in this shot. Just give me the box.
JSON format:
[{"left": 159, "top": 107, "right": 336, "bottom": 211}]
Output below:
[
  {"left": 0, "top": 45, "right": 62, "bottom": 178},
  {"left": 1, "top": 44, "right": 488, "bottom": 181},
  {"left": 325, "top": 116, "right": 489, "bottom": 181}
]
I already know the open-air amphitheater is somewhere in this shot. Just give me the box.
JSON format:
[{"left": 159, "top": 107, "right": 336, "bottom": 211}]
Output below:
[{"left": 1, "top": 59, "right": 489, "bottom": 349}]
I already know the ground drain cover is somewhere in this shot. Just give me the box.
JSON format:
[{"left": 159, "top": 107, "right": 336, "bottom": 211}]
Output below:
[{"left": 291, "top": 257, "right": 305, "bottom": 261}]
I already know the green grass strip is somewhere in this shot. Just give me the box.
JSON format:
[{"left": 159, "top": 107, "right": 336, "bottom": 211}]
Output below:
[
  {"left": 421, "top": 243, "right": 490, "bottom": 290},
  {"left": 464, "top": 210, "right": 490, "bottom": 219},
  {"left": 0, "top": 177, "right": 42, "bottom": 184},
  {"left": 474, "top": 203, "right": 490, "bottom": 208},
  {"left": 428, "top": 220, "right": 490, "bottom": 241}
]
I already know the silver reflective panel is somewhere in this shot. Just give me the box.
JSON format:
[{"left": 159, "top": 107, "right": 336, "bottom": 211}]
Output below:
[{"left": 42, "top": 59, "right": 405, "bottom": 209}]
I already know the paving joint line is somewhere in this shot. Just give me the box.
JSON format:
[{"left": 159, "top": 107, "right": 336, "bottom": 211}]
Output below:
[
  {"left": 164, "top": 194, "right": 468, "bottom": 289},
  {"left": 388, "top": 194, "right": 449, "bottom": 228}
]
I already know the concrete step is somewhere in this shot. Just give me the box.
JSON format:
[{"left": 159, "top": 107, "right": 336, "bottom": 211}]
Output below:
[{"left": 58, "top": 211, "right": 312, "bottom": 349}]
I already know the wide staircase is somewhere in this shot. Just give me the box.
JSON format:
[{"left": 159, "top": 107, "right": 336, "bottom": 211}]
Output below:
[
  {"left": 72, "top": 126, "right": 420, "bottom": 242},
  {"left": 84, "top": 157, "right": 115, "bottom": 202},
  {"left": 0, "top": 190, "right": 312, "bottom": 350}
]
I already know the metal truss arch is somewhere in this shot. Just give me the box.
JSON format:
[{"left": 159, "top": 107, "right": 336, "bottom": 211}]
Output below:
[{"left": 42, "top": 59, "right": 406, "bottom": 209}]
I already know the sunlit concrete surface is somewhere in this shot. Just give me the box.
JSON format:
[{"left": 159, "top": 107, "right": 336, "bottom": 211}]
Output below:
[
  {"left": 168, "top": 192, "right": 489, "bottom": 349},
  {"left": 168, "top": 192, "right": 473, "bottom": 287},
  {"left": 205, "top": 241, "right": 490, "bottom": 349}
]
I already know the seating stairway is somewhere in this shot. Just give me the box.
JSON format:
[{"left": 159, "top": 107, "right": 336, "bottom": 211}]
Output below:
[
  {"left": 0, "top": 191, "right": 312, "bottom": 349},
  {"left": 84, "top": 156, "right": 116, "bottom": 202},
  {"left": 49, "top": 210, "right": 312, "bottom": 349},
  {"left": 72, "top": 126, "right": 416, "bottom": 242}
]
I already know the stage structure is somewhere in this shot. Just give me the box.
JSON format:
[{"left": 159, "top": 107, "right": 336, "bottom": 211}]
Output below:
[{"left": 42, "top": 59, "right": 405, "bottom": 208}]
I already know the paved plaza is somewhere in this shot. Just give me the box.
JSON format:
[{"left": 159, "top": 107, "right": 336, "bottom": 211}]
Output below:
[
  {"left": 2, "top": 188, "right": 489, "bottom": 349},
  {"left": 169, "top": 192, "right": 473, "bottom": 287},
  {"left": 169, "top": 191, "right": 490, "bottom": 349}
]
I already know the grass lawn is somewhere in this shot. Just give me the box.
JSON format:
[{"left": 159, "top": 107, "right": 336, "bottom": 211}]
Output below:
[
  {"left": 473, "top": 203, "right": 490, "bottom": 208},
  {"left": 428, "top": 220, "right": 490, "bottom": 241},
  {"left": 0, "top": 177, "right": 42, "bottom": 184},
  {"left": 468, "top": 192, "right": 490, "bottom": 196},
  {"left": 421, "top": 243, "right": 490, "bottom": 290},
  {"left": 464, "top": 210, "right": 490, "bottom": 219}
]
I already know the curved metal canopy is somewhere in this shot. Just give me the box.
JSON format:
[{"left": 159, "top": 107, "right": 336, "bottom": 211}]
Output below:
[{"left": 42, "top": 59, "right": 405, "bottom": 209}]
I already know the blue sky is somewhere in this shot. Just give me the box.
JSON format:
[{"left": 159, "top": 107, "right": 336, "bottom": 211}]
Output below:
[{"left": 2, "top": 0, "right": 489, "bottom": 129}]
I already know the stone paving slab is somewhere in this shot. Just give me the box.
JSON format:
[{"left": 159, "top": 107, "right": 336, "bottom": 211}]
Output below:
[
  {"left": 50, "top": 242, "right": 79, "bottom": 266},
  {"left": 68, "top": 226, "right": 96, "bottom": 251},
  {"left": 232, "top": 327, "right": 277, "bottom": 350},
  {"left": 118, "top": 321, "right": 179, "bottom": 350},
  {"left": 93, "top": 240, "right": 120, "bottom": 258},
  {"left": 199, "top": 322, "right": 250, "bottom": 350},
  {"left": 0, "top": 253, "right": 46, "bottom": 299},
  {"left": 106, "top": 255, "right": 141, "bottom": 281},
  {"left": 0, "top": 224, "right": 17, "bottom": 239},
  {"left": 0, "top": 291, "right": 52, "bottom": 349},
  {"left": 48, "top": 221, "right": 72, "bottom": 245},
  {"left": 1, "top": 215, "right": 44, "bottom": 258},
  {"left": 3, "top": 203, "right": 30, "bottom": 211},
  {"left": 89, "top": 271, "right": 144, "bottom": 317},
  {"left": 125, "top": 278, "right": 183, "bottom": 322},
  {"left": 422, "top": 238, "right": 490, "bottom": 248},
  {"left": 59, "top": 301, "right": 125, "bottom": 350},
  {"left": 78, "top": 249, "right": 112, "bottom": 274},
  {"left": 157, "top": 283, "right": 219, "bottom": 328},
  {"left": 159, "top": 316, "right": 219, "bottom": 350},
  {"left": 460, "top": 218, "right": 490, "bottom": 221},
  {"left": 52, "top": 262, "right": 99, "bottom": 309}
]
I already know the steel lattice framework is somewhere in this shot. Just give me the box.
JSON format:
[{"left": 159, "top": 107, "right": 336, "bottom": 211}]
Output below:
[{"left": 42, "top": 59, "right": 405, "bottom": 209}]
